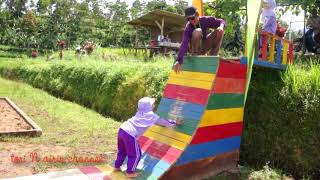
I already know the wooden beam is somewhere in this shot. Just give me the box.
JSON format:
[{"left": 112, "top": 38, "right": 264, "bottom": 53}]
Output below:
[
  {"left": 161, "top": 16, "right": 164, "bottom": 36},
  {"left": 134, "top": 26, "right": 138, "bottom": 47},
  {"left": 155, "top": 20, "right": 162, "bottom": 30},
  {"left": 155, "top": 16, "right": 165, "bottom": 37}
]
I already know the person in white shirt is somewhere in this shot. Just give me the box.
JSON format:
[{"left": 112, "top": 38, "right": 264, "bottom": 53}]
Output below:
[{"left": 261, "top": 0, "right": 277, "bottom": 34}]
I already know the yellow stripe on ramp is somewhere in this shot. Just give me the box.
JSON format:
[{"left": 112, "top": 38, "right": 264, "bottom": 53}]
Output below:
[
  {"left": 167, "top": 76, "right": 214, "bottom": 90},
  {"left": 149, "top": 125, "right": 192, "bottom": 143},
  {"left": 199, "top": 108, "right": 244, "bottom": 127},
  {"left": 169, "top": 70, "right": 215, "bottom": 82},
  {"left": 143, "top": 130, "right": 187, "bottom": 150}
]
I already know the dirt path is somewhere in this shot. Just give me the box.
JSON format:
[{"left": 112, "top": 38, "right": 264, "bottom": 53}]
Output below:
[
  {"left": 0, "top": 141, "right": 115, "bottom": 179},
  {"left": 0, "top": 142, "right": 115, "bottom": 179},
  {"left": 0, "top": 142, "right": 72, "bottom": 178}
]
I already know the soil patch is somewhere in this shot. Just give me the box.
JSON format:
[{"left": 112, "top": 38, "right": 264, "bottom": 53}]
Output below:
[
  {"left": 0, "top": 99, "right": 32, "bottom": 132},
  {"left": 0, "top": 97, "right": 42, "bottom": 136},
  {"left": 0, "top": 142, "right": 71, "bottom": 178},
  {"left": 0, "top": 142, "right": 113, "bottom": 179}
]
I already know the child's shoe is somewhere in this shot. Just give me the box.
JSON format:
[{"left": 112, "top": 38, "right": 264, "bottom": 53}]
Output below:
[
  {"left": 126, "top": 172, "right": 139, "bottom": 178},
  {"left": 113, "top": 167, "right": 121, "bottom": 172}
]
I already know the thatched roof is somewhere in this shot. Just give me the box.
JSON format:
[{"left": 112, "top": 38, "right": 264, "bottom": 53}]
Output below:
[{"left": 127, "top": 10, "right": 186, "bottom": 32}]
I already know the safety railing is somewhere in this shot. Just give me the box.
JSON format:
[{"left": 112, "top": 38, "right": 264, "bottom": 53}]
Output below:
[{"left": 257, "top": 30, "right": 294, "bottom": 65}]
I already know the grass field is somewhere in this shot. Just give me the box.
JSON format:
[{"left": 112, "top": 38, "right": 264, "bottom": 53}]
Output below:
[{"left": 0, "top": 77, "right": 121, "bottom": 177}]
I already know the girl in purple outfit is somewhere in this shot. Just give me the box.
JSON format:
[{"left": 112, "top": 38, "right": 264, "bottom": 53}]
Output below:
[{"left": 114, "top": 97, "right": 182, "bottom": 178}]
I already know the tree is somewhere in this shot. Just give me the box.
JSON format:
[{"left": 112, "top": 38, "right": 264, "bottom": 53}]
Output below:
[
  {"left": 173, "top": 0, "right": 188, "bottom": 15},
  {"left": 103, "top": 0, "right": 131, "bottom": 46},
  {"left": 5, "top": 0, "right": 28, "bottom": 17},
  {"left": 130, "top": 0, "right": 145, "bottom": 20},
  {"left": 36, "top": 0, "right": 51, "bottom": 14},
  {"left": 277, "top": 0, "right": 320, "bottom": 11},
  {"left": 205, "top": 0, "right": 246, "bottom": 46},
  {"left": 145, "top": 0, "right": 167, "bottom": 12}
]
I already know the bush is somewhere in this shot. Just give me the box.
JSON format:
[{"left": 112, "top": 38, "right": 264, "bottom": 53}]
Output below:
[
  {"left": 0, "top": 59, "right": 170, "bottom": 120},
  {"left": 240, "top": 62, "right": 320, "bottom": 179}
]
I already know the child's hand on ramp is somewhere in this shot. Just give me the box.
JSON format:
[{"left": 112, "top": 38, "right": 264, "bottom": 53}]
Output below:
[
  {"left": 174, "top": 61, "right": 181, "bottom": 73},
  {"left": 175, "top": 119, "right": 183, "bottom": 125}
]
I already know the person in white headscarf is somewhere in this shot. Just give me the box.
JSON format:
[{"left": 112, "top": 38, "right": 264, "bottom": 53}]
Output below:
[
  {"left": 113, "top": 97, "right": 182, "bottom": 178},
  {"left": 261, "top": 0, "right": 277, "bottom": 34},
  {"left": 259, "top": 0, "right": 277, "bottom": 57}
]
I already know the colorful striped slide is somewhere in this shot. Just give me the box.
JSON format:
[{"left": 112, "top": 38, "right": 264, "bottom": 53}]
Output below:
[
  {"left": 10, "top": 56, "right": 247, "bottom": 180},
  {"left": 81, "top": 56, "right": 248, "bottom": 180}
]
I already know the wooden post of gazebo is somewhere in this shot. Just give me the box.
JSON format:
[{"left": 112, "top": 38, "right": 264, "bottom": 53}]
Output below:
[
  {"left": 155, "top": 17, "right": 165, "bottom": 39},
  {"left": 134, "top": 26, "right": 138, "bottom": 55},
  {"left": 155, "top": 17, "right": 166, "bottom": 54}
]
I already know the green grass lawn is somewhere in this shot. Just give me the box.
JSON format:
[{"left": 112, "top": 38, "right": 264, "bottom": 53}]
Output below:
[
  {"left": 0, "top": 77, "right": 121, "bottom": 149},
  {"left": 0, "top": 77, "right": 121, "bottom": 175}
]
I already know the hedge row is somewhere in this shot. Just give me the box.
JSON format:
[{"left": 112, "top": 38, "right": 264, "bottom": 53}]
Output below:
[
  {"left": 0, "top": 51, "right": 25, "bottom": 58},
  {"left": 0, "top": 45, "right": 47, "bottom": 54},
  {"left": 241, "top": 66, "right": 320, "bottom": 179},
  {"left": 0, "top": 59, "right": 171, "bottom": 120}
]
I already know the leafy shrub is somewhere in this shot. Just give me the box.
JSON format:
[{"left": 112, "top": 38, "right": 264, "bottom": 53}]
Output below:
[
  {"left": 241, "top": 63, "right": 320, "bottom": 179},
  {"left": 0, "top": 59, "right": 170, "bottom": 120}
]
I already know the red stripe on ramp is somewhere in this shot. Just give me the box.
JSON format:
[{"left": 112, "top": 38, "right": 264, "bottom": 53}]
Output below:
[
  {"left": 138, "top": 136, "right": 182, "bottom": 164},
  {"left": 163, "top": 84, "right": 210, "bottom": 105},
  {"left": 216, "top": 61, "right": 247, "bottom": 79},
  {"left": 212, "top": 78, "right": 247, "bottom": 94},
  {"left": 191, "top": 122, "right": 243, "bottom": 144}
]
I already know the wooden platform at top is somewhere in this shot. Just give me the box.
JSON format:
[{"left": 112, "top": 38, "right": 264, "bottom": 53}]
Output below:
[{"left": 240, "top": 57, "right": 287, "bottom": 70}]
